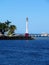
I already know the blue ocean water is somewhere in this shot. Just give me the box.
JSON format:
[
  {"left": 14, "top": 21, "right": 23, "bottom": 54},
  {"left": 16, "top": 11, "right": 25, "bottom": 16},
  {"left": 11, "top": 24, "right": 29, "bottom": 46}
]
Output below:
[{"left": 0, "top": 37, "right": 49, "bottom": 65}]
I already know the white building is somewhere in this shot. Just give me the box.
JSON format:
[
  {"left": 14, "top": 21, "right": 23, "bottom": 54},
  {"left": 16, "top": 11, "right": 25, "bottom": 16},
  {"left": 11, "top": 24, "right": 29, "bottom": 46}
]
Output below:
[{"left": 41, "top": 32, "right": 48, "bottom": 37}]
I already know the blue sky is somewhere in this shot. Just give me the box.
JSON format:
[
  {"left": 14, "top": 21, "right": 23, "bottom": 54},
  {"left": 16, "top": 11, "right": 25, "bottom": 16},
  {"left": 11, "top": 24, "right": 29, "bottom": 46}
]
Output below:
[{"left": 0, "top": 0, "right": 49, "bottom": 34}]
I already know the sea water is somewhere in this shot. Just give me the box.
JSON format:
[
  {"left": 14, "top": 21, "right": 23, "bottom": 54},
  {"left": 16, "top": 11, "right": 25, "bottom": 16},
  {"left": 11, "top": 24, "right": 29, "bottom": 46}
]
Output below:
[{"left": 0, "top": 37, "right": 49, "bottom": 65}]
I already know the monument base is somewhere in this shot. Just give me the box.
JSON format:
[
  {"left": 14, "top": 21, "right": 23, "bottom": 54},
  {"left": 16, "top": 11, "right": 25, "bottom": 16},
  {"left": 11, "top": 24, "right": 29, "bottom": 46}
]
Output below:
[{"left": 25, "top": 33, "right": 29, "bottom": 37}]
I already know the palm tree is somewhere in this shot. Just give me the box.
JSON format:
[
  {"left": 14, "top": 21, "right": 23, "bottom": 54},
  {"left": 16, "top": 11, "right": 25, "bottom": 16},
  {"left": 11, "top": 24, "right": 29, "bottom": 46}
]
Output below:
[
  {"left": 0, "top": 23, "right": 6, "bottom": 34},
  {"left": 0, "top": 20, "right": 10, "bottom": 35},
  {"left": 8, "top": 25, "right": 16, "bottom": 36},
  {"left": 5, "top": 20, "right": 11, "bottom": 26},
  {"left": 1, "top": 20, "right": 11, "bottom": 35},
  {"left": 0, "top": 22, "right": 2, "bottom": 33},
  {"left": 0, "top": 20, "right": 17, "bottom": 36},
  {"left": 4, "top": 20, "right": 11, "bottom": 32}
]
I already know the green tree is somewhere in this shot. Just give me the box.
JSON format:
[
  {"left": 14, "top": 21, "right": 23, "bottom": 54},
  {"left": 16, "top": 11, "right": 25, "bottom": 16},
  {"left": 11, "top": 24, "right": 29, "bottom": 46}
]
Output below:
[
  {"left": 0, "top": 23, "right": 6, "bottom": 34},
  {"left": 0, "top": 20, "right": 17, "bottom": 36},
  {"left": 5, "top": 20, "right": 11, "bottom": 32},
  {"left": 8, "top": 25, "right": 16, "bottom": 36},
  {"left": 5, "top": 20, "right": 11, "bottom": 26}
]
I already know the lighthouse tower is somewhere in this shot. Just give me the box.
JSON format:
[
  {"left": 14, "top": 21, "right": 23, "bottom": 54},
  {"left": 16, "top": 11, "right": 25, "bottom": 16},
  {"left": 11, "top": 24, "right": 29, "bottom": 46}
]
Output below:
[{"left": 25, "top": 17, "right": 29, "bottom": 37}]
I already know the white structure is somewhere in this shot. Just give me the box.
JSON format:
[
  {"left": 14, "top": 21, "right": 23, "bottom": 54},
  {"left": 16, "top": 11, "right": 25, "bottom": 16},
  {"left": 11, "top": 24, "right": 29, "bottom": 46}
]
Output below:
[
  {"left": 41, "top": 32, "right": 48, "bottom": 37},
  {"left": 26, "top": 17, "right": 28, "bottom": 33}
]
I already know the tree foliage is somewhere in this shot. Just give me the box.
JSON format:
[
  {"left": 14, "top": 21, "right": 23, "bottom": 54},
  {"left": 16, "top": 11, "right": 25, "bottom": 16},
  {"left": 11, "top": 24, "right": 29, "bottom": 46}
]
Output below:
[{"left": 0, "top": 20, "right": 16, "bottom": 36}]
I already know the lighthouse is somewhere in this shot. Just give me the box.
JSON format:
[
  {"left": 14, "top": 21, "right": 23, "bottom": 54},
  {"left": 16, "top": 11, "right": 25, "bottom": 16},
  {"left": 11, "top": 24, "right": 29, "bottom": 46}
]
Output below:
[{"left": 25, "top": 17, "right": 29, "bottom": 37}]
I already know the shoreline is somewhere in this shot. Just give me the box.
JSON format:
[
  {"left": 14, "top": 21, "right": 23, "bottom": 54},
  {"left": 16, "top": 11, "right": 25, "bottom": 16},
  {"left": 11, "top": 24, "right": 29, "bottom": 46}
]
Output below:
[{"left": 0, "top": 36, "right": 34, "bottom": 40}]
